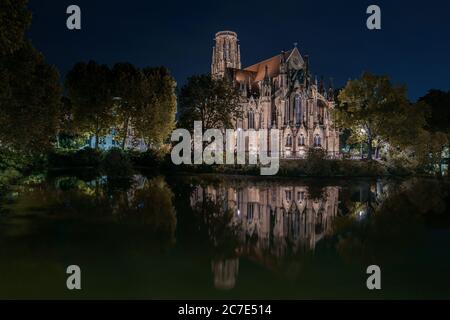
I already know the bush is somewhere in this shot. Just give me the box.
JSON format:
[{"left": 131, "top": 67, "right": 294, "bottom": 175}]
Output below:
[
  {"left": 305, "top": 148, "right": 331, "bottom": 176},
  {"left": 0, "top": 148, "right": 47, "bottom": 178},
  {"left": 100, "top": 148, "right": 134, "bottom": 178},
  {"left": 0, "top": 168, "right": 22, "bottom": 188},
  {"left": 48, "top": 147, "right": 102, "bottom": 168},
  {"left": 128, "top": 149, "right": 166, "bottom": 169},
  {"left": 0, "top": 149, "right": 31, "bottom": 172}
]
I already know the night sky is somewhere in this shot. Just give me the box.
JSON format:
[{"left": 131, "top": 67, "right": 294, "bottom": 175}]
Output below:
[{"left": 27, "top": 0, "right": 450, "bottom": 101}]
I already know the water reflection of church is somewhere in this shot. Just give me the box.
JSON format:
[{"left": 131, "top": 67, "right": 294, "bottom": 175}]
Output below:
[{"left": 190, "top": 182, "right": 339, "bottom": 290}]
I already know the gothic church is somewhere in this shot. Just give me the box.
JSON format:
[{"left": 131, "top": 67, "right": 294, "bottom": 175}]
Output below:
[{"left": 211, "top": 31, "right": 340, "bottom": 158}]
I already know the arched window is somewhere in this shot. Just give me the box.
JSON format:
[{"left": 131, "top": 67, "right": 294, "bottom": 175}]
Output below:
[
  {"left": 314, "top": 134, "right": 321, "bottom": 147},
  {"left": 248, "top": 111, "right": 254, "bottom": 129},
  {"left": 286, "top": 135, "right": 292, "bottom": 147},
  {"left": 247, "top": 203, "right": 255, "bottom": 221},
  {"left": 295, "top": 95, "right": 302, "bottom": 125},
  {"left": 298, "top": 134, "right": 305, "bottom": 146},
  {"left": 285, "top": 190, "right": 292, "bottom": 202},
  {"left": 318, "top": 101, "right": 325, "bottom": 124}
]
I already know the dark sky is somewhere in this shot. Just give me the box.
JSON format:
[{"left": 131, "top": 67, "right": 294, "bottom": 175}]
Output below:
[{"left": 27, "top": 0, "right": 450, "bottom": 101}]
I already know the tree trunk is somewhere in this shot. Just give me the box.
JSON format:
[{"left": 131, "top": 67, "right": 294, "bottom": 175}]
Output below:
[
  {"left": 375, "top": 145, "right": 380, "bottom": 159},
  {"left": 121, "top": 117, "right": 130, "bottom": 150},
  {"left": 438, "top": 146, "right": 444, "bottom": 178},
  {"left": 95, "top": 133, "right": 99, "bottom": 150},
  {"left": 367, "top": 134, "right": 373, "bottom": 160},
  {"left": 447, "top": 143, "right": 450, "bottom": 180},
  {"left": 95, "top": 117, "right": 100, "bottom": 150}
]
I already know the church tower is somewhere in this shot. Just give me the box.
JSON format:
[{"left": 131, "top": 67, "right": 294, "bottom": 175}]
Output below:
[{"left": 211, "top": 31, "right": 241, "bottom": 78}]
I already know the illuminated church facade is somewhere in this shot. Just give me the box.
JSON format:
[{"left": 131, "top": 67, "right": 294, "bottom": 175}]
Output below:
[{"left": 211, "top": 31, "right": 340, "bottom": 158}]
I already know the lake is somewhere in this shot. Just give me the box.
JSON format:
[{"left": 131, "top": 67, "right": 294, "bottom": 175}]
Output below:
[{"left": 0, "top": 173, "right": 449, "bottom": 299}]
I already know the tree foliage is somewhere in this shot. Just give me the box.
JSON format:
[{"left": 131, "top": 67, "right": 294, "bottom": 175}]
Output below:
[
  {"left": 335, "top": 73, "right": 448, "bottom": 175},
  {"left": 0, "top": 1, "right": 61, "bottom": 154},
  {"left": 65, "top": 61, "right": 115, "bottom": 149},
  {"left": 111, "top": 63, "right": 147, "bottom": 149},
  {"left": 0, "top": 41, "right": 62, "bottom": 153},
  {"left": 178, "top": 74, "right": 241, "bottom": 132},
  {"left": 335, "top": 72, "right": 422, "bottom": 160},
  {"left": 0, "top": 0, "right": 31, "bottom": 56},
  {"left": 419, "top": 89, "right": 450, "bottom": 135},
  {"left": 418, "top": 90, "right": 450, "bottom": 176},
  {"left": 139, "top": 67, "right": 177, "bottom": 147},
  {"left": 65, "top": 63, "right": 177, "bottom": 150}
]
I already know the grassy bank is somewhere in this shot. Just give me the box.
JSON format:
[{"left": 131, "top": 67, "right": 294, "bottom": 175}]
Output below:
[
  {"left": 46, "top": 148, "right": 401, "bottom": 178},
  {"left": 1, "top": 147, "right": 437, "bottom": 190}
]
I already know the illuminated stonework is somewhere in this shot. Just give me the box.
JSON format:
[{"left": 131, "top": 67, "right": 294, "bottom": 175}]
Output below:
[{"left": 211, "top": 31, "right": 340, "bottom": 158}]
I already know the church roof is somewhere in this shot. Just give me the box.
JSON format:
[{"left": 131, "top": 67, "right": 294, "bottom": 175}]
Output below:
[
  {"left": 243, "top": 49, "right": 293, "bottom": 82},
  {"left": 233, "top": 69, "right": 256, "bottom": 82}
]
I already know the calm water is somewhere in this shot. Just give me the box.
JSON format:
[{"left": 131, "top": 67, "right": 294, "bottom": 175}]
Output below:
[{"left": 0, "top": 173, "right": 449, "bottom": 299}]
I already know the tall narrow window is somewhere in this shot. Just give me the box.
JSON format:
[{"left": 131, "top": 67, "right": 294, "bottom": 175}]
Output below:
[
  {"left": 223, "top": 42, "right": 229, "bottom": 60},
  {"left": 286, "top": 135, "right": 292, "bottom": 147},
  {"left": 248, "top": 111, "right": 254, "bottom": 129},
  {"left": 295, "top": 95, "right": 302, "bottom": 125},
  {"left": 298, "top": 134, "right": 305, "bottom": 146},
  {"left": 314, "top": 134, "right": 321, "bottom": 147},
  {"left": 284, "top": 101, "right": 289, "bottom": 125},
  {"left": 285, "top": 190, "right": 292, "bottom": 202},
  {"left": 247, "top": 203, "right": 255, "bottom": 220}
]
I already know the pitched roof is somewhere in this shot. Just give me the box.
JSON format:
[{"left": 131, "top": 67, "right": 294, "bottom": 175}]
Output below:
[
  {"left": 233, "top": 69, "right": 257, "bottom": 82},
  {"left": 243, "top": 49, "right": 293, "bottom": 82}
]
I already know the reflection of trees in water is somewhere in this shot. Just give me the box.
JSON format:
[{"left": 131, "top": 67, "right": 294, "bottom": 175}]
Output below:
[
  {"left": 191, "top": 191, "right": 242, "bottom": 291},
  {"left": 0, "top": 174, "right": 178, "bottom": 298},
  {"left": 7, "top": 175, "right": 177, "bottom": 247},
  {"left": 192, "top": 194, "right": 242, "bottom": 258},
  {"left": 332, "top": 178, "right": 449, "bottom": 264},
  {"left": 113, "top": 176, "right": 177, "bottom": 245}
]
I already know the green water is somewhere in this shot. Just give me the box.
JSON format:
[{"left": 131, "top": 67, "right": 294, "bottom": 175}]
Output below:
[{"left": 0, "top": 173, "right": 449, "bottom": 299}]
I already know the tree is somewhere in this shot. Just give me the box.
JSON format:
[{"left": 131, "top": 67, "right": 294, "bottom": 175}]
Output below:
[
  {"left": 0, "top": 1, "right": 62, "bottom": 155},
  {"left": 335, "top": 72, "right": 418, "bottom": 160},
  {"left": 0, "top": 0, "right": 31, "bottom": 56},
  {"left": 115, "top": 176, "right": 177, "bottom": 246},
  {"left": 111, "top": 63, "right": 148, "bottom": 149},
  {"left": 139, "top": 67, "right": 177, "bottom": 147},
  {"left": 0, "top": 0, "right": 32, "bottom": 110},
  {"left": 419, "top": 90, "right": 450, "bottom": 135},
  {"left": 178, "top": 74, "right": 241, "bottom": 133},
  {"left": 110, "top": 65, "right": 177, "bottom": 150},
  {"left": 419, "top": 90, "right": 450, "bottom": 176},
  {"left": 65, "top": 61, "right": 115, "bottom": 149},
  {"left": 66, "top": 63, "right": 177, "bottom": 151},
  {"left": 0, "top": 41, "right": 62, "bottom": 153}
]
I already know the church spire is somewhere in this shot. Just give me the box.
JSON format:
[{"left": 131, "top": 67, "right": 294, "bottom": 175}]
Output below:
[
  {"left": 262, "top": 65, "right": 271, "bottom": 97},
  {"left": 319, "top": 76, "right": 325, "bottom": 95},
  {"left": 303, "top": 55, "right": 310, "bottom": 87},
  {"left": 264, "top": 65, "right": 269, "bottom": 84},
  {"left": 328, "top": 77, "right": 334, "bottom": 101}
]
